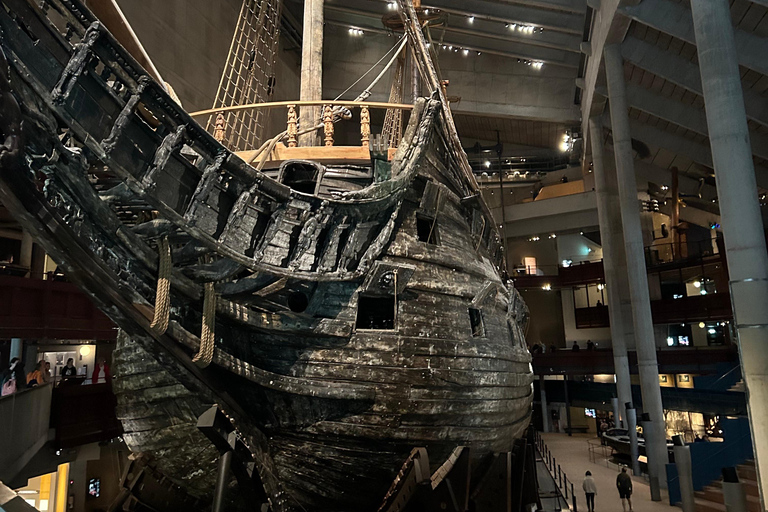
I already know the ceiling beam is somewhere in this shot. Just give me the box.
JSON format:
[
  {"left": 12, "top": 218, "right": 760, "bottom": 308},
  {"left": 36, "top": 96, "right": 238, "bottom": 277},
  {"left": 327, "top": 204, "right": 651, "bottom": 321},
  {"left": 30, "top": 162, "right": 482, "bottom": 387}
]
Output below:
[
  {"left": 602, "top": 112, "right": 768, "bottom": 190},
  {"left": 596, "top": 81, "right": 768, "bottom": 161},
  {"left": 480, "top": 0, "right": 587, "bottom": 16},
  {"left": 324, "top": 13, "right": 579, "bottom": 68},
  {"left": 579, "top": 0, "right": 634, "bottom": 162},
  {"left": 324, "top": 5, "right": 581, "bottom": 62},
  {"left": 423, "top": 0, "right": 585, "bottom": 34},
  {"left": 622, "top": 36, "right": 768, "bottom": 130},
  {"left": 619, "top": 0, "right": 768, "bottom": 76}
]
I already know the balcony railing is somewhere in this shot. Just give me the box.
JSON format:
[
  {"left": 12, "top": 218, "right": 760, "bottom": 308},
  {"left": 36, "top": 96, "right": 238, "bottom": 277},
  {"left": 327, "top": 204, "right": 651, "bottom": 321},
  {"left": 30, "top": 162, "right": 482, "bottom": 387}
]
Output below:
[
  {"left": 531, "top": 346, "right": 739, "bottom": 376},
  {"left": 0, "top": 384, "right": 52, "bottom": 482}
]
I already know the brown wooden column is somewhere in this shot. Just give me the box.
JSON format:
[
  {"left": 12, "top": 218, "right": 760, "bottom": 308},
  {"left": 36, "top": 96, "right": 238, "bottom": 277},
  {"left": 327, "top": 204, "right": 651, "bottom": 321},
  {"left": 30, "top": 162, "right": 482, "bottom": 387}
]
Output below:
[{"left": 299, "top": 0, "right": 324, "bottom": 147}]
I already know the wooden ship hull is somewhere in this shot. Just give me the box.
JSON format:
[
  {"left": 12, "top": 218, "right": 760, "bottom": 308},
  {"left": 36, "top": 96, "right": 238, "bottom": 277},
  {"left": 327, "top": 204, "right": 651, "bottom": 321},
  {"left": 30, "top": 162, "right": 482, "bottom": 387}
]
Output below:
[{"left": 0, "top": 0, "right": 534, "bottom": 510}]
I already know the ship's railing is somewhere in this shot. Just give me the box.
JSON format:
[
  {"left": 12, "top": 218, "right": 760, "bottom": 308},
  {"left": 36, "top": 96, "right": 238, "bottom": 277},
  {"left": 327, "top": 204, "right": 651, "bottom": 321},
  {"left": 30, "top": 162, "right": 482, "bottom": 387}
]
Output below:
[{"left": 188, "top": 100, "right": 414, "bottom": 150}]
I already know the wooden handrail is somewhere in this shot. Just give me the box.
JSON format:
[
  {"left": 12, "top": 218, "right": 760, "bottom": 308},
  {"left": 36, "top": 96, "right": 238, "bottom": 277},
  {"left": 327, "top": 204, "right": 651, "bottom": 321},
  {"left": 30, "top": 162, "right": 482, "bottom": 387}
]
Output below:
[{"left": 188, "top": 100, "right": 415, "bottom": 118}]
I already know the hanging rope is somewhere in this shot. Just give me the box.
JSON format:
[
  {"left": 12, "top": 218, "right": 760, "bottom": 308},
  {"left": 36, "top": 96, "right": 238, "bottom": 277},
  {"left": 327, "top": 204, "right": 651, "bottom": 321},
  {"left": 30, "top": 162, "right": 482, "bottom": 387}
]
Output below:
[
  {"left": 192, "top": 281, "right": 216, "bottom": 368},
  {"left": 150, "top": 236, "right": 172, "bottom": 335}
]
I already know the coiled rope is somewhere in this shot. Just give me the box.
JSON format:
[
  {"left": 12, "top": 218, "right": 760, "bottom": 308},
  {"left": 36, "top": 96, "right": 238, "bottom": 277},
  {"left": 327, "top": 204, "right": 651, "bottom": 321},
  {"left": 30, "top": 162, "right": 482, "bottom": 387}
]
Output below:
[
  {"left": 192, "top": 280, "right": 216, "bottom": 368},
  {"left": 150, "top": 236, "right": 215, "bottom": 368},
  {"left": 149, "top": 236, "right": 171, "bottom": 335}
]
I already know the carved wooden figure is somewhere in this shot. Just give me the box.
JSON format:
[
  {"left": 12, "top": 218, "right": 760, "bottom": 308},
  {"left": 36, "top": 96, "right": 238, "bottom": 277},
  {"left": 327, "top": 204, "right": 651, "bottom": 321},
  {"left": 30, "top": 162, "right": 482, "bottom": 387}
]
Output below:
[
  {"left": 360, "top": 105, "right": 371, "bottom": 148},
  {"left": 213, "top": 111, "right": 227, "bottom": 145},
  {"left": 323, "top": 104, "right": 334, "bottom": 146},
  {"left": 286, "top": 104, "right": 298, "bottom": 147}
]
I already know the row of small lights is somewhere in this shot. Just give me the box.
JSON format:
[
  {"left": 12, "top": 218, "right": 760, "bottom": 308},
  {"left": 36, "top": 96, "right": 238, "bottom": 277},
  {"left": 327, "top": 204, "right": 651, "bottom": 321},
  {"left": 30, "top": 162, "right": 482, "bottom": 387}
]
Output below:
[
  {"left": 384, "top": 2, "right": 545, "bottom": 68},
  {"left": 528, "top": 233, "right": 557, "bottom": 242},
  {"left": 386, "top": 3, "right": 544, "bottom": 35}
]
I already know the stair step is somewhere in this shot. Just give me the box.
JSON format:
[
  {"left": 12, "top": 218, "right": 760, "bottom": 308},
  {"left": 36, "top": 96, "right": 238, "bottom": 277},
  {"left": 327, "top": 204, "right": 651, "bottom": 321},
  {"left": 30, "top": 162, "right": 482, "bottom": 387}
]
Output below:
[{"left": 694, "top": 497, "right": 726, "bottom": 512}]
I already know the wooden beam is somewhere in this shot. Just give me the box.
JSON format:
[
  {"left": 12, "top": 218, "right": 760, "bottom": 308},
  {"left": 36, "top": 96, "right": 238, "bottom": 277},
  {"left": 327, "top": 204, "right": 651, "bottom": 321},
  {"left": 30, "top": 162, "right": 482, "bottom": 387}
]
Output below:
[
  {"left": 188, "top": 100, "right": 414, "bottom": 119},
  {"left": 236, "top": 143, "right": 397, "bottom": 167}
]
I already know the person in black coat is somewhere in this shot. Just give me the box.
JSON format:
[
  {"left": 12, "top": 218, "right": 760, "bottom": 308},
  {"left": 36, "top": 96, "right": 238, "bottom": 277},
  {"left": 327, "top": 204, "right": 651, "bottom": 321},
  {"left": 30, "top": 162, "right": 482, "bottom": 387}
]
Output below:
[{"left": 60, "top": 357, "right": 77, "bottom": 380}]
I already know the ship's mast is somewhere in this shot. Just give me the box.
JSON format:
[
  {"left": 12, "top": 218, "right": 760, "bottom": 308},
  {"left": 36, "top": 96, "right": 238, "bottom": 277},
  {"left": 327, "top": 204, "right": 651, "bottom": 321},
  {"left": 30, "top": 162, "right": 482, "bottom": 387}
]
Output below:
[
  {"left": 299, "top": 0, "right": 324, "bottom": 146},
  {"left": 410, "top": 0, "right": 421, "bottom": 102}
]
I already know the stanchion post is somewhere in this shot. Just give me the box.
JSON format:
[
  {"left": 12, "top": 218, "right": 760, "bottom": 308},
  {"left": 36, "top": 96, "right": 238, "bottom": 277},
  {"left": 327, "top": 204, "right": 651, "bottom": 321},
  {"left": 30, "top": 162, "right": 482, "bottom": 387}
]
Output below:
[{"left": 571, "top": 482, "right": 577, "bottom": 512}]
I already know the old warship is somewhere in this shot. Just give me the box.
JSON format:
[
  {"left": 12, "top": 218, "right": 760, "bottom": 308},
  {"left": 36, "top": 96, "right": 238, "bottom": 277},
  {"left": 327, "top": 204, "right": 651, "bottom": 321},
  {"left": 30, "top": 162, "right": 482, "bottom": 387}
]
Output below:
[{"left": 0, "top": 0, "right": 535, "bottom": 510}]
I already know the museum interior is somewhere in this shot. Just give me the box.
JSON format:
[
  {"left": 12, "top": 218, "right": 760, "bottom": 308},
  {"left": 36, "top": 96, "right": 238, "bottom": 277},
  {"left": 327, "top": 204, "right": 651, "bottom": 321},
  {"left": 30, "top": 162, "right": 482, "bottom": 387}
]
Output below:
[{"left": 1, "top": 0, "right": 767, "bottom": 511}]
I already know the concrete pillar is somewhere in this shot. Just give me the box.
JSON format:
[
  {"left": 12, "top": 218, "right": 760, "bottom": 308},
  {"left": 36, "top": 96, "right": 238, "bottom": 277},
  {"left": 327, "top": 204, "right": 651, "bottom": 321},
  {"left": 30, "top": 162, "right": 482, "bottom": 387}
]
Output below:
[
  {"left": 674, "top": 440, "right": 695, "bottom": 512},
  {"left": 564, "top": 378, "right": 572, "bottom": 436},
  {"left": 589, "top": 116, "right": 634, "bottom": 427},
  {"left": 642, "top": 414, "right": 663, "bottom": 501},
  {"left": 299, "top": 0, "right": 323, "bottom": 147},
  {"left": 604, "top": 44, "right": 668, "bottom": 489},
  {"left": 626, "top": 404, "right": 641, "bottom": 476},
  {"left": 19, "top": 231, "right": 32, "bottom": 274},
  {"left": 612, "top": 397, "right": 622, "bottom": 429},
  {"left": 690, "top": 1, "right": 768, "bottom": 506},
  {"left": 10, "top": 339, "right": 22, "bottom": 361},
  {"left": 540, "top": 376, "right": 550, "bottom": 433}
]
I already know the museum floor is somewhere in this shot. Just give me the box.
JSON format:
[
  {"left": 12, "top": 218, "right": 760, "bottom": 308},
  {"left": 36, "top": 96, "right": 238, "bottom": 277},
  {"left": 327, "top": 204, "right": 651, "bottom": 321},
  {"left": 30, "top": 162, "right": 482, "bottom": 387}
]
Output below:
[{"left": 540, "top": 433, "right": 671, "bottom": 512}]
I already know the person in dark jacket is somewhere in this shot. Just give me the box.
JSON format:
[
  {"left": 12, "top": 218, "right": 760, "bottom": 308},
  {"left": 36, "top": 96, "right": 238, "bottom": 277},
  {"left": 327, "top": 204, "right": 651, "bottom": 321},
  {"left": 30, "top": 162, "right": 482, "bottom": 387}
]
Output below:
[
  {"left": 616, "top": 467, "right": 633, "bottom": 512},
  {"left": 60, "top": 357, "right": 77, "bottom": 380}
]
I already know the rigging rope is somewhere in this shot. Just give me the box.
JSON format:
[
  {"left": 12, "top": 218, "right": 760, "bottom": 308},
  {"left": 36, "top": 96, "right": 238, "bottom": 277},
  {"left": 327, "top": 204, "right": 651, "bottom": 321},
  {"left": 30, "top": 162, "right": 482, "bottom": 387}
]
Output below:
[
  {"left": 247, "top": 36, "right": 409, "bottom": 166},
  {"left": 150, "top": 236, "right": 171, "bottom": 335},
  {"left": 333, "top": 35, "right": 408, "bottom": 102},
  {"left": 193, "top": 281, "right": 216, "bottom": 368}
]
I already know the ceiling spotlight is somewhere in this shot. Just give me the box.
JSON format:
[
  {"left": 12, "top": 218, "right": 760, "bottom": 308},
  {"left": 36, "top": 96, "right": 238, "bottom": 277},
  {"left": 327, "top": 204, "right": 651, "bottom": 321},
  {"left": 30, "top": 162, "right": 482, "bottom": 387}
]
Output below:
[
  {"left": 693, "top": 280, "right": 701, "bottom": 288},
  {"left": 468, "top": 16, "right": 475, "bottom": 23},
  {"left": 387, "top": 1, "right": 397, "bottom": 10},
  {"left": 463, "top": 49, "right": 469, "bottom": 56},
  {"left": 484, "top": 160, "right": 491, "bottom": 168}
]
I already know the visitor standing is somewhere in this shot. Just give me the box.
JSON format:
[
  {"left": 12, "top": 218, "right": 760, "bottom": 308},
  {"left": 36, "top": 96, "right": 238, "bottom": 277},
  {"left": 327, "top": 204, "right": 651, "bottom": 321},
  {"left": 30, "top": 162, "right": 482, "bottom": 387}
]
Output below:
[
  {"left": 60, "top": 358, "right": 77, "bottom": 380},
  {"left": 582, "top": 471, "right": 597, "bottom": 512},
  {"left": 1, "top": 357, "right": 24, "bottom": 395},
  {"left": 616, "top": 467, "right": 633, "bottom": 512},
  {"left": 92, "top": 358, "right": 111, "bottom": 384},
  {"left": 572, "top": 341, "right": 580, "bottom": 352}
]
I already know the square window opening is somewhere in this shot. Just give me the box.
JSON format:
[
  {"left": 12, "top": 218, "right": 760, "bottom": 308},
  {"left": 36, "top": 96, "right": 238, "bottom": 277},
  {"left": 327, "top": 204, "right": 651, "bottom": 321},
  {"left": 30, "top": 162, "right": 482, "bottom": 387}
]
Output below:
[
  {"left": 356, "top": 295, "right": 396, "bottom": 330},
  {"left": 469, "top": 307, "right": 485, "bottom": 337},
  {"left": 416, "top": 215, "right": 439, "bottom": 244}
]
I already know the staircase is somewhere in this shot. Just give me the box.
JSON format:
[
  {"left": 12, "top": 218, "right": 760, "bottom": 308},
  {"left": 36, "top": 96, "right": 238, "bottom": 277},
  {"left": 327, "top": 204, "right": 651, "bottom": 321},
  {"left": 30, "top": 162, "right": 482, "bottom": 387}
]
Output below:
[
  {"left": 693, "top": 461, "right": 760, "bottom": 512},
  {"left": 728, "top": 380, "right": 746, "bottom": 393}
]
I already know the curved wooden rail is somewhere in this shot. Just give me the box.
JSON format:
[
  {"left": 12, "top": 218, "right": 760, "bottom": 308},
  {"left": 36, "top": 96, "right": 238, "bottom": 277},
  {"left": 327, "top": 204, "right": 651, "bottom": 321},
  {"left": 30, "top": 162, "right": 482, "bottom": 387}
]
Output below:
[{"left": 188, "top": 100, "right": 415, "bottom": 118}]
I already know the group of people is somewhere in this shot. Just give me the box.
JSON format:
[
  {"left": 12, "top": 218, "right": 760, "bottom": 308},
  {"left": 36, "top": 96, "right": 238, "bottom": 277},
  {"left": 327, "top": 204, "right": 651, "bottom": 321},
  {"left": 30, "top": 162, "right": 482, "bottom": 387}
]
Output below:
[
  {"left": 529, "top": 340, "right": 598, "bottom": 354},
  {"left": 581, "top": 467, "right": 634, "bottom": 512},
  {"left": 1, "top": 356, "right": 111, "bottom": 396},
  {"left": 572, "top": 340, "right": 596, "bottom": 351}
]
